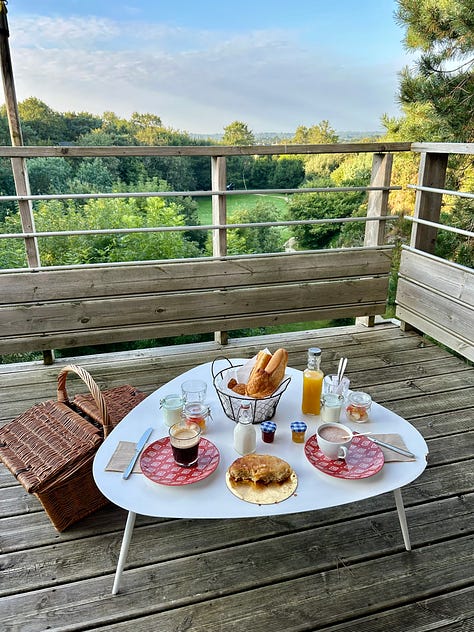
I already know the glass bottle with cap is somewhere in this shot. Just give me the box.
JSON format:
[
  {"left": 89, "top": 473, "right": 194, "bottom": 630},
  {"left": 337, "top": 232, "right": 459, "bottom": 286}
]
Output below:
[
  {"left": 234, "top": 404, "right": 256, "bottom": 455},
  {"left": 302, "top": 347, "right": 324, "bottom": 415}
]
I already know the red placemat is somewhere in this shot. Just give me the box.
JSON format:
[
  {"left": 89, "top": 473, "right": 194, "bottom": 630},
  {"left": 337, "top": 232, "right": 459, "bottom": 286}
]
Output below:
[
  {"left": 140, "top": 437, "right": 219, "bottom": 486},
  {"left": 305, "top": 434, "right": 384, "bottom": 479}
]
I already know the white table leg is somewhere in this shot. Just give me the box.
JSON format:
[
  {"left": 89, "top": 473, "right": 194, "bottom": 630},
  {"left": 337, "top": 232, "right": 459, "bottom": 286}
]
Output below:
[
  {"left": 112, "top": 510, "right": 137, "bottom": 595},
  {"left": 393, "top": 488, "right": 411, "bottom": 551}
]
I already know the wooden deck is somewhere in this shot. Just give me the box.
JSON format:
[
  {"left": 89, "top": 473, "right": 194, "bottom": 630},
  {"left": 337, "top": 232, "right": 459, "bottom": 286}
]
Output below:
[{"left": 1, "top": 321, "right": 473, "bottom": 631}]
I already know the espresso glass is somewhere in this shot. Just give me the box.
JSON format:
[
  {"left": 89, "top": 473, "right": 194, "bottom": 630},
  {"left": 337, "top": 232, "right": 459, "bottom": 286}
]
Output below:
[{"left": 169, "top": 422, "right": 201, "bottom": 467}]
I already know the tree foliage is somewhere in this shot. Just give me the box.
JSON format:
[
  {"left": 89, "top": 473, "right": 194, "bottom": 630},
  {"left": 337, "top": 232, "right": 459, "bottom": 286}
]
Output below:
[
  {"left": 225, "top": 201, "right": 286, "bottom": 255},
  {"left": 221, "top": 121, "right": 255, "bottom": 146},
  {"left": 395, "top": 0, "right": 474, "bottom": 141}
]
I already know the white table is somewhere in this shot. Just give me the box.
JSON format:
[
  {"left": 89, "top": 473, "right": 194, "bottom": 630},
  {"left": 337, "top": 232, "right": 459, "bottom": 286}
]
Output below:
[{"left": 93, "top": 360, "right": 428, "bottom": 594}]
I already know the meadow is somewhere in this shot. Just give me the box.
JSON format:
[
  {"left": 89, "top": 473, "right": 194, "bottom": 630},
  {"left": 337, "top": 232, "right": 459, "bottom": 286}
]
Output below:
[{"left": 195, "top": 193, "right": 289, "bottom": 224}]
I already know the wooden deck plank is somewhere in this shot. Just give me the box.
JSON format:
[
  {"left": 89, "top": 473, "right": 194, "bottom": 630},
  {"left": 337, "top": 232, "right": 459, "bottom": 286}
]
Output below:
[
  {"left": 2, "top": 499, "right": 472, "bottom": 631},
  {"left": 0, "top": 322, "right": 473, "bottom": 632}
]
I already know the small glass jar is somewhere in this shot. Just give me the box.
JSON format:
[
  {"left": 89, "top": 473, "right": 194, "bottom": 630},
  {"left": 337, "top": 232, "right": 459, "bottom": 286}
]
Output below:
[
  {"left": 320, "top": 392, "right": 344, "bottom": 423},
  {"left": 290, "top": 421, "right": 307, "bottom": 443},
  {"left": 260, "top": 421, "right": 277, "bottom": 443},
  {"left": 345, "top": 391, "right": 372, "bottom": 423},
  {"left": 184, "top": 402, "right": 211, "bottom": 433},
  {"left": 160, "top": 394, "right": 184, "bottom": 427}
]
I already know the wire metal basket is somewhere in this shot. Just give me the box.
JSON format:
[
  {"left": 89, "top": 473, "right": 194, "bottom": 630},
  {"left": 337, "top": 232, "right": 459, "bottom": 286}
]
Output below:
[{"left": 212, "top": 357, "right": 291, "bottom": 423}]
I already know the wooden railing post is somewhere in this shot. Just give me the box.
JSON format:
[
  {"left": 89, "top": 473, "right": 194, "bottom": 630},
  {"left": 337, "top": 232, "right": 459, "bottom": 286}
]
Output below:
[
  {"left": 0, "top": 4, "right": 40, "bottom": 269},
  {"left": 0, "top": 3, "right": 53, "bottom": 364},
  {"left": 356, "top": 152, "right": 393, "bottom": 327},
  {"left": 399, "top": 150, "right": 449, "bottom": 333},
  {"left": 211, "top": 156, "right": 229, "bottom": 345},
  {"left": 410, "top": 152, "right": 449, "bottom": 253}
]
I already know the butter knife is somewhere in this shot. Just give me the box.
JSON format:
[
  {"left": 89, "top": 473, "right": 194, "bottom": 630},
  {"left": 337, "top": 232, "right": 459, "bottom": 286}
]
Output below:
[
  {"left": 364, "top": 435, "right": 415, "bottom": 459},
  {"left": 122, "top": 427, "right": 153, "bottom": 479}
]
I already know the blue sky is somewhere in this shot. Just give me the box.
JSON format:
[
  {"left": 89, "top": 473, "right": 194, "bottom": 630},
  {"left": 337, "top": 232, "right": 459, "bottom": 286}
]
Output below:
[{"left": 4, "top": 1, "right": 413, "bottom": 134}]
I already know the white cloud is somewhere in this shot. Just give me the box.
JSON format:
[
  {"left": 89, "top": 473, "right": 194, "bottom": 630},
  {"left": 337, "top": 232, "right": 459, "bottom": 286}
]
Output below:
[{"left": 8, "top": 14, "right": 405, "bottom": 133}]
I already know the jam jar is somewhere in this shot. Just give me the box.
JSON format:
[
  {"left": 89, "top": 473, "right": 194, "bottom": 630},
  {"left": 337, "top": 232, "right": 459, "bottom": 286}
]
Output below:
[
  {"left": 345, "top": 391, "right": 372, "bottom": 423},
  {"left": 290, "top": 421, "right": 307, "bottom": 443},
  {"left": 184, "top": 402, "right": 211, "bottom": 433}
]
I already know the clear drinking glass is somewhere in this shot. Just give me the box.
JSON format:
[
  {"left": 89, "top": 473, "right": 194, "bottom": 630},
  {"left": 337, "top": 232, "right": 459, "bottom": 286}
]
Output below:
[
  {"left": 181, "top": 379, "right": 207, "bottom": 403},
  {"left": 323, "top": 374, "right": 350, "bottom": 398}
]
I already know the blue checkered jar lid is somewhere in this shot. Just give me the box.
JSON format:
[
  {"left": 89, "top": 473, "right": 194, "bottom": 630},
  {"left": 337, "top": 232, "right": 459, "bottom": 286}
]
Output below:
[
  {"left": 260, "top": 421, "right": 277, "bottom": 433},
  {"left": 290, "top": 421, "right": 307, "bottom": 432}
]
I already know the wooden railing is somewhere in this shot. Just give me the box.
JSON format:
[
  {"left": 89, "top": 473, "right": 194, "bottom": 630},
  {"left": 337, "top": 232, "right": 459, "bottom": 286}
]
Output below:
[
  {"left": 0, "top": 141, "right": 472, "bottom": 362},
  {"left": 0, "top": 142, "right": 409, "bottom": 269},
  {"left": 395, "top": 143, "right": 474, "bottom": 361}
]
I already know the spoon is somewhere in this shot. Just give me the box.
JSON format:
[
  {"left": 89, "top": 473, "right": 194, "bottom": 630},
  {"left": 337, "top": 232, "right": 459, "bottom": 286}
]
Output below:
[{"left": 337, "top": 357, "right": 348, "bottom": 385}]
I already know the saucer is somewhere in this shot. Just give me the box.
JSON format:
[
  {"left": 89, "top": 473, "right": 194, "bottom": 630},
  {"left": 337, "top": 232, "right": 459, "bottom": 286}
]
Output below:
[
  {"left": 140, "top": 437, "right": 219, "bottom": 486},
  {"left": 304, "top": 434, "right": 384, "bottom": 479}
]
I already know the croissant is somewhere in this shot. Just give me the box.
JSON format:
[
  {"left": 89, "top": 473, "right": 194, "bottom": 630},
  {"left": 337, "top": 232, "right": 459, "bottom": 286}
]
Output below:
[{"left": 246, "top": 348, "right": 288, "bottom": 398}]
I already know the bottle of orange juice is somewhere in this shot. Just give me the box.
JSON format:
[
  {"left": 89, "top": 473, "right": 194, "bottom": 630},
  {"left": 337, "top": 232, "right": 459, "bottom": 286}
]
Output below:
[{"left": 302, "top": 348, "right": 324, "bottom": 415}]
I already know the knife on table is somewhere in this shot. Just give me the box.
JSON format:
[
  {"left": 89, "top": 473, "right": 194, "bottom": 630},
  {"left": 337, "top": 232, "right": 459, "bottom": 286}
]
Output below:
[
  {"left": 364, "top": 435, "right": 415, "bottom": 459},
  {"left": 122, "top": 427, "right": 153, "bottom": 479}
]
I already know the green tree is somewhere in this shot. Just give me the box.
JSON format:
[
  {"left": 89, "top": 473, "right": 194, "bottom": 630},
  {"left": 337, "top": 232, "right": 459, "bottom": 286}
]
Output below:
[
  {"left": 27, "top": 157, "right": 73, "bottom": 195},
  {"left": 271, "top": 157, "right": 305, "bottom": 189},
  {"left": 222, "top": 121, "right": 255, "bottom": 146},
  {"left": 225, "top": 201, "right": 285, "bottom": 255},
  {"left": 287, "top": 176, "right": 367, "bottom": 250},
  {"left": 63, "top": 111, "right": 102, "bottom": 141},
  {"left": 289, "top": 121, "right": 340, "bottom": 177},
  {"left": 395, "top": 0, "right": 474, "bottom": 141},
  {"left": 15, "top": 97, "right": 67, "bottom": 144},
  {"left": 0, "top": 195, "right": 201, "bottom": 268}
]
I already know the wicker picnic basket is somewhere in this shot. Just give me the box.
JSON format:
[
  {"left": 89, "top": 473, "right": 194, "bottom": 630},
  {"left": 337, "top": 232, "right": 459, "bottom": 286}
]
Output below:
[
  {"left": 0, "top": 365, "right": 147, "bottom": 531},
  {"left": 212, "top": 357, "right": 291, "bottom": 423}
]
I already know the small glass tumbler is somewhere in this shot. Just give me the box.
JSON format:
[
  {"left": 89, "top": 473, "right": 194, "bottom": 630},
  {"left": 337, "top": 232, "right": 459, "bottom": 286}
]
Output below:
[
  {"left": 290, "top": 421, "right": 307, "bottom": 443},
  {"left": 181, "top": 379, "right": 207, "bottom": 403},
  {"left": 260, "top": 421, "right": 277, "bottom": 443},
  {"left": 160, "top": 394, "right": 184, "bottom": 427},
  {"left": 323, "top": 374, "right": 350, "bottom": 398},
  {"left": 169, "top": 421, "right": 201, "bottom": 467}
]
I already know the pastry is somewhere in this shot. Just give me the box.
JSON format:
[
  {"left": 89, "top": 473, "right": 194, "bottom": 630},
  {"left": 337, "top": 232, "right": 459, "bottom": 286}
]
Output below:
[
  {"left": 228, "top": 453, "right": 292, "bottom": 485},
  {"left": 246, "top": 348, "right": 288, "bottom": 398},
  {"left": 227, "top": 378, "right": 247, "bottom": 395}
]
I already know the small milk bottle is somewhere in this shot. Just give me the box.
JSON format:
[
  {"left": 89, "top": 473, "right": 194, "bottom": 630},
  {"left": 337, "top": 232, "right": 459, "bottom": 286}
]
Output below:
[
  {"left": 234, "top": 404, "right": 256, "bottom": 455},
  {"left": 302, "top": 347, "right": 324, "bottom": 415}
]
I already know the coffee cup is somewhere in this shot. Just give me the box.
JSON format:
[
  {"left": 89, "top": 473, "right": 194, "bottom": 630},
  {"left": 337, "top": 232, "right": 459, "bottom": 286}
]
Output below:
[
  {"left": 169, "top": 422, "right": 201, "bottom": 467},
  {"left": 317, "top": 423, "right": 353, "bottom": 460}
]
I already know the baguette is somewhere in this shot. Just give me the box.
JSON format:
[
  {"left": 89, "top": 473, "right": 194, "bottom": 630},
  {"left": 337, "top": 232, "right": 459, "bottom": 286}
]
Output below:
[
  {"left": 248, "top": 350, "right": 272, "bottom": 381},
  {"left": 265, "top": 348, "right": 288, "bottom": 389}
]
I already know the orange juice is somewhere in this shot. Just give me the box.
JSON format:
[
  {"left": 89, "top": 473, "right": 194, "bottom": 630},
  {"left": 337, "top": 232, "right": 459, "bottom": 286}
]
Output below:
[{"left": 302, "top": 369, "right": 324, "bottom": 415}]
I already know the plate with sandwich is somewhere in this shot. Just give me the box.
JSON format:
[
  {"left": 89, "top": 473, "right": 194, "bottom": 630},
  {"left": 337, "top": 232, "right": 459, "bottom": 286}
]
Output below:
[{"left": 226, "top": 453, "right": 297, "bottom": 504}]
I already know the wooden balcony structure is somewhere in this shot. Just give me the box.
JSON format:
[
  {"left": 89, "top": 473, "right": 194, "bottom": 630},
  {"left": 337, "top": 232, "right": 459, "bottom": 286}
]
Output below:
[{"left": 0, "top": 142, "right": 473, "bottom": 631}]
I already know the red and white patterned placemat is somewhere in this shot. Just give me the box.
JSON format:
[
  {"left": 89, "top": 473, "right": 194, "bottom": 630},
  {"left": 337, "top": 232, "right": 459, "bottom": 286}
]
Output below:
[
  {"left": 140, "top": 437, "right": 220, "bottom": 486},
  {"left": 305, "top": 434, "right": 384, "bottom": 479}
]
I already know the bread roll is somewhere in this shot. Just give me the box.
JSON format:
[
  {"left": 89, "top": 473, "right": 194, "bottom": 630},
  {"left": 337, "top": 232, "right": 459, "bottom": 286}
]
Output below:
[{"left": 246, "top": 347, "right": 288, "bottom": 398}]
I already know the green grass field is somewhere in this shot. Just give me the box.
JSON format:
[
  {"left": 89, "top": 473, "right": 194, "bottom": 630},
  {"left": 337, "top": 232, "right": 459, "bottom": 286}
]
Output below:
[{"left": 195, "top": 193, "right": 289, "bottom": 224}]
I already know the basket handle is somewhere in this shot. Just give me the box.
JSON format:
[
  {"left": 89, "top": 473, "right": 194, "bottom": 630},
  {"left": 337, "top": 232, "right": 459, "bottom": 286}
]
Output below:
[
  {"left": 56, "top": 365, "right": 112, "bottom": 438},
  {"left": 211, "top": 356, "right": 233, "bottom": 379}
]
